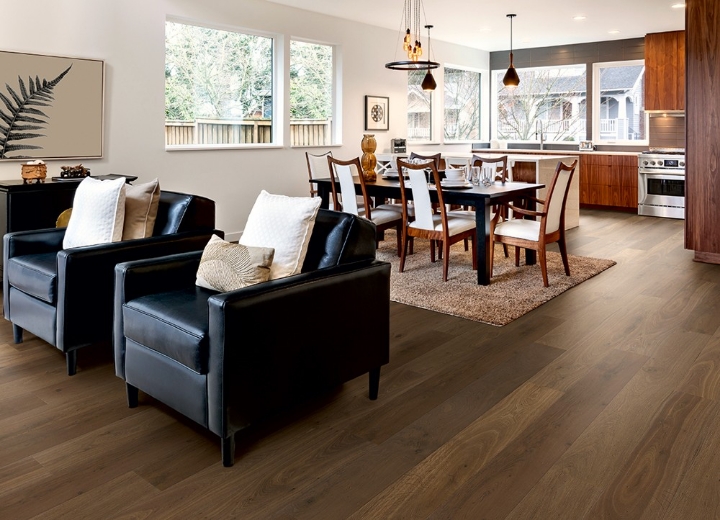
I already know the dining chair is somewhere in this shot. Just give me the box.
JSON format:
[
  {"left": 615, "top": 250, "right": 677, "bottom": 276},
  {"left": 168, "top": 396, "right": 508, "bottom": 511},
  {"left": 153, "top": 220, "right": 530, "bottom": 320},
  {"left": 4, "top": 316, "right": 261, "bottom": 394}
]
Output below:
[
  {"left": 492, "top": 159, "right": 578, "bottom": 287},
  {"left": 471, "top": 155, "right": 509, "bottom": 184},
  {"left": 408, "top": 152, "right": 442, "bottom": 170},
  {"left": 305, "top": 151, "right": 333, "bottom": 198},
  {"left": 396, "top": 158, "right": 477, "bottom": 281},
  {"left": 328, "top": 156, "right": 403, "bottom": 256}
]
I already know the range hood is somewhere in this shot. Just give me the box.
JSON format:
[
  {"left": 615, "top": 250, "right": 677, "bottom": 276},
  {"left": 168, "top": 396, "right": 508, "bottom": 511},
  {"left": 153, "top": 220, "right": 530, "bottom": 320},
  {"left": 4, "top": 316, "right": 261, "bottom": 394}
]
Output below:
[{"left": 646, "top": 110, "right": 685, "bottom": 117}]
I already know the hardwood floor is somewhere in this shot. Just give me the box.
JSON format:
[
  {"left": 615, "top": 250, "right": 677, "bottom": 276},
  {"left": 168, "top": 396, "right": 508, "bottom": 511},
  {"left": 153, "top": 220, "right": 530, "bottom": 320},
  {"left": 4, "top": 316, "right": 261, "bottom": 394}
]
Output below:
[{"left": 2, "top": 210, "right": 720, "bottom": 519}]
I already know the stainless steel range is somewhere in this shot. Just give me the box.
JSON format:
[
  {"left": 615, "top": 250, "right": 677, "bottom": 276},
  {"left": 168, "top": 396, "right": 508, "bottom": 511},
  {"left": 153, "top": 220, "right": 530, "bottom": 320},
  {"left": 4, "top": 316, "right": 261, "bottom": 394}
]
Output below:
[{"left": 638, "top": 148, "right": 685, "bottom": 219}]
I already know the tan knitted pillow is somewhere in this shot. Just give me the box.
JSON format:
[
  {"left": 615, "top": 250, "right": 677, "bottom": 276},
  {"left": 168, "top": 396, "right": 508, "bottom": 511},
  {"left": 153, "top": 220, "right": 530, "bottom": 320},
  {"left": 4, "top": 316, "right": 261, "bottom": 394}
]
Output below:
[{"left": 196, "top": 235, "right": 274, "bottom": 292}]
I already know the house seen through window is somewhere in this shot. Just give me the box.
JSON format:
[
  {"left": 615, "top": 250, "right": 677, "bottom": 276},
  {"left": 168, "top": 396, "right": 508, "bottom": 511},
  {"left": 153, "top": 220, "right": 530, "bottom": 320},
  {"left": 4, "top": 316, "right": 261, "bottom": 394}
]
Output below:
[
  {"left": 407, "top": 70, "right": 432, "bottom": 141},
  {"left": 493, "top": 64, "right": 587, "bottom": 143},
  {"left": 165, "top": 21, "right": 274, "bottom": 147},
  {"left": 594, "top": 60, "right": 646, "bottom": 143}
]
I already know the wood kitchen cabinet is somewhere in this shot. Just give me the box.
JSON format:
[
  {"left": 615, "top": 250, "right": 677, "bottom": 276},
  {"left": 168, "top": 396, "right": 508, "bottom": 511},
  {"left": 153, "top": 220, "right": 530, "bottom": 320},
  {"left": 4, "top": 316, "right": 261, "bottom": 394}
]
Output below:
[
  {"left": 579, "top": 154, "right": 638, "bottom": 210},
  {"left": 645, "top": 30, "right": 685, "bottom": 111}
]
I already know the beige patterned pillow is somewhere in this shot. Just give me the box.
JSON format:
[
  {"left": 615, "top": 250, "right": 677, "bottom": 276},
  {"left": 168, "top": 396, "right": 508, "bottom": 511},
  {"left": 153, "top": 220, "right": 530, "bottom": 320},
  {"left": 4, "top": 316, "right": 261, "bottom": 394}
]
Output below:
[{"left": 196, "top": 235, "right": 274, "bottom": 292}]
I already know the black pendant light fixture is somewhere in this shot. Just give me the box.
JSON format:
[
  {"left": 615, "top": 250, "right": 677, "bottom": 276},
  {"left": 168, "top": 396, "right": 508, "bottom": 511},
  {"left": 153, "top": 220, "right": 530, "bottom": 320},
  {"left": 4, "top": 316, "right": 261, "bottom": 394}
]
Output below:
[
  {"left": 420, "top": 25, "right": 437, "bottom": 91},
  {"left": 502, "top": 14, "right": 520, "bottom": 88},
  {"left": 386, "top": 0, "right": 440, "bottom": 77}
]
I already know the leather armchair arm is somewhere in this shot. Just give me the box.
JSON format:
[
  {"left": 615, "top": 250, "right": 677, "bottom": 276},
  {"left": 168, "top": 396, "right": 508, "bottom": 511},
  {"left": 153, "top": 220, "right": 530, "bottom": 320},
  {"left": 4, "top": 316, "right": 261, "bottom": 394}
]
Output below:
[
  {"left": 56, "top": 230, "right": 217, "bottom": 351},
  {"left": 4, "top": 227, "right": 66, "bottom": 260},
  {"left": 205, "top": 260, "right": 391, "bottom": 435}
]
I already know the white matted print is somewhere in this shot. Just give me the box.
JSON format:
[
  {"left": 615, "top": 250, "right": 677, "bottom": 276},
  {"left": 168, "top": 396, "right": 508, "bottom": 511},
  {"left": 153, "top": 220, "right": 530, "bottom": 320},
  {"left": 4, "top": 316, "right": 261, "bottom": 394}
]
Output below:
[{"left": 365, "top": 95, "right": 389, "bottom": 131}]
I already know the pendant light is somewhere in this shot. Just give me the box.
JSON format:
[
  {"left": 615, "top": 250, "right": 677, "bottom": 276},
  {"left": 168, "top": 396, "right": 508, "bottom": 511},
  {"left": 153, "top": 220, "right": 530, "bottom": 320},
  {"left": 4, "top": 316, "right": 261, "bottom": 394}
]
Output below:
[
  {"left": 502, "top": 14, "right": 520, "bottom": 88},
  {"left": 386, "top": 0, "right": 440, "bottom": 74},
  {"left": 420, "top": 25, "right": 437, "bottom": 91}
]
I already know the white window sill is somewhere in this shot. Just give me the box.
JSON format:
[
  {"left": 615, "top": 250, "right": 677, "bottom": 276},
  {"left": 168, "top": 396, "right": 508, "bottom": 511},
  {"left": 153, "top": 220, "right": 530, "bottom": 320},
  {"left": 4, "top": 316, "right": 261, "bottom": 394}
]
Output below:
[
  {"left": 407, "top": 141, "right": 441, "bottom": 146},
  {"left": 291, "top": 143, "right": 343, "bottom": 149},
  {"left": 166, "top": 144, "right": 284, "bottom": 152}
]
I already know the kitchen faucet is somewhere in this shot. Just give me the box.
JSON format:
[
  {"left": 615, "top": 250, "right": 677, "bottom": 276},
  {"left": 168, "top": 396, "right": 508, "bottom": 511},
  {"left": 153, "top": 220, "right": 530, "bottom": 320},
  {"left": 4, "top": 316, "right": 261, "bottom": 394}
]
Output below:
[{"left": 535, "top": 119, "right": 545, "bottom": 151}]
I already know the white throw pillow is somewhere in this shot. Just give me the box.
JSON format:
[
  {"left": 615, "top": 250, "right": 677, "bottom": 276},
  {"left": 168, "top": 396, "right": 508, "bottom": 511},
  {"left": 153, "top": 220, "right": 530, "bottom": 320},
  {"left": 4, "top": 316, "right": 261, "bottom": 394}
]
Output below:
[
  {"left": 239, "top": 190, "right": 321, "bottom": 280},
  {"left": 63, "top": 177, "right": 126, "bottom": 249}
]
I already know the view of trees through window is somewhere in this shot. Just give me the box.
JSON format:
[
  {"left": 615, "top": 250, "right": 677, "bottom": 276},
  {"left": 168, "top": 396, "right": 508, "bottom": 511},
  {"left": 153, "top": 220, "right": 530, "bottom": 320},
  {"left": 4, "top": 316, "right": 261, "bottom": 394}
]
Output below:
[
  {"left": 165, "top": 21, "right": 274, "bottom": 146},
  {"left": 407, "top": 70, "right": 432, "bottom": 141},
  {"left": 290, "top": 41, "right": 333, "bottom": 146},
  {"left": 444, "top": 67, "right": 480, "bottom": 141},
  {"left": 494, "top": 65, "right": 587, "bottom": 142}
]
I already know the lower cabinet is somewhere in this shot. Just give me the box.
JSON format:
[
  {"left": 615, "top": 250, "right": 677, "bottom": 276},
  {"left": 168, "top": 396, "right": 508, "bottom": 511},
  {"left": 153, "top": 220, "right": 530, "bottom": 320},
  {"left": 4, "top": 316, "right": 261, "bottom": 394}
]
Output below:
[{"left": 579, "top": 154, "right": 638, "bottom": 209}]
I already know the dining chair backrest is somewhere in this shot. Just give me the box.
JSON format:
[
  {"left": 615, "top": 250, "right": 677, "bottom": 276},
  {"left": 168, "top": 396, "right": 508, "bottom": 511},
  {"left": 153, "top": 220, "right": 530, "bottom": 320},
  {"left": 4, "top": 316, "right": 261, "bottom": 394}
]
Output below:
[
  {"left": 306, "top": 151, "right": 333, "bottom": 180},
  {"left": 471, "top": 155, "right": 508, "bottom": 183},
  {"left": 544, "top": 160, "right": 577, "bottom": 234},
  {"left": 333, "top": 161, "right": 362, "bottom": 216},
  {"left": 407, "top": 168, "right": 435, "bottom": 230},
  {"left": 409, "top": 152, "right": 442, "bottom": 170}
]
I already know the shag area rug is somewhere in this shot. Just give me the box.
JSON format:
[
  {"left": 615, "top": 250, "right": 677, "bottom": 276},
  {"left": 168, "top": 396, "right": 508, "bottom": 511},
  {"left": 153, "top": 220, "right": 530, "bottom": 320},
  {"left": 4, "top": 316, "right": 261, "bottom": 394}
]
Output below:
[{"left": 377, "top": 232, "right": 616, "bottom": 326}]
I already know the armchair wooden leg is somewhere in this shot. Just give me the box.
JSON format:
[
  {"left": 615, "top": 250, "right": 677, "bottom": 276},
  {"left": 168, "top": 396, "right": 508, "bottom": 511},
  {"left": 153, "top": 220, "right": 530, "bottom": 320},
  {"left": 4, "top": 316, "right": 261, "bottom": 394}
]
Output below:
[
  {"left": 539, "top": 247, "right": 549, "bottom": 287},
  {"left": 126, "top": 383, "right": 139, "bottom": 408},
  {"left": 558, "top": 236, "right": 571, "bottom": 276},
  {"left": 514, "top": 246, "right": 521, "bottom": 266},
  {"left": 66, "top": 351, "right": 77, "bottom": 376},
  {"left": 400, "top": 230, "right": 409, "bottom": 273},
  {"left": 222, "top": 433, "right": 236, "bottom": 467},
  {"left": 12, "top": 324, "right": 23, "bottom": 344},
  {"left": 442, "top": 240, "right": 451, "bottom": 282},
  {"left": 369, "top": 367, "right": 381, "bottom": 400},
  {"left": 395, "top": 224, "right": 402, "bottom": 257}
]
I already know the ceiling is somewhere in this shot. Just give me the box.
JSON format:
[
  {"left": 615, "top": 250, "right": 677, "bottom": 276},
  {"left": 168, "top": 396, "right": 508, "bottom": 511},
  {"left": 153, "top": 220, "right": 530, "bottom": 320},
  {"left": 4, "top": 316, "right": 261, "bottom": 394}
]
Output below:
[{"left": 264, "top": 0, "right": 685, "bottom": 52}]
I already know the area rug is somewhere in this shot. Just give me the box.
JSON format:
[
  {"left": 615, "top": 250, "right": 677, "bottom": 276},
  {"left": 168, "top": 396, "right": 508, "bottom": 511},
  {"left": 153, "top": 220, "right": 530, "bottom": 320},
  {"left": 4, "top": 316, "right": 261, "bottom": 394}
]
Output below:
[{"left": 377, "top": 232, "right": 616, "bottom": 326}]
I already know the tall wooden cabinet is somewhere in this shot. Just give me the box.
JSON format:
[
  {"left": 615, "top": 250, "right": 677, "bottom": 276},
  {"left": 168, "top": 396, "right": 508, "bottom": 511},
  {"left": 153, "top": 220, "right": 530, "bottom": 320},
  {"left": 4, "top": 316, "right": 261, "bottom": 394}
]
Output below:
[
  {"left": 645, "top": 30, "right": 686, "bottom": 111},
  {"left": 685, "top": 0, "right": 720, "bottom": 261}
]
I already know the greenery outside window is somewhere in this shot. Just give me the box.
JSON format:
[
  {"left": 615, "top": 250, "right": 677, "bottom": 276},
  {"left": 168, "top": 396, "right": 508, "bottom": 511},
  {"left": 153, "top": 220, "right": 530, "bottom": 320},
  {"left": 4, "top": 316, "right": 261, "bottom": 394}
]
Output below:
[
  {"left": 290, "top": 40, "right": 334, "bottom": 147},
  {"left": 444, "top": 67, "right": 480, "bottom": 142},
  {"left": 592, "top": 60, "right": 647, "bottom": 144},
  {"left": 408, "top": 70, "right": 432, "bottom": 141},
  {"left": 165, "top": 20, "right": 275, "bottom": 148},
  {"left": 492, "top": 64, "right": 587, "bottom": 142}
]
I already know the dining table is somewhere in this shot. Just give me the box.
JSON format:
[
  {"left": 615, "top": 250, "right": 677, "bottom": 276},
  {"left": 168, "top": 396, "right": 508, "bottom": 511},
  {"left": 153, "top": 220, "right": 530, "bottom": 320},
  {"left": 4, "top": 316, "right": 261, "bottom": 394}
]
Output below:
[{"left": 311, "top": 175, "right": 545, "bottom": 285}]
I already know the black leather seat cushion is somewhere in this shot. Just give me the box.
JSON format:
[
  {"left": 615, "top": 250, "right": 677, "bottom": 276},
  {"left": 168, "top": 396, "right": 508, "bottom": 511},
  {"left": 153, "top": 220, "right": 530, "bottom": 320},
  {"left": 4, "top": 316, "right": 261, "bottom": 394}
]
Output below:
[
  {"left": 122, "top": 286, "right": 216, "bottom": 374},
  {"left": 6, "top": 252, "right": 58, "bottom": 304}
]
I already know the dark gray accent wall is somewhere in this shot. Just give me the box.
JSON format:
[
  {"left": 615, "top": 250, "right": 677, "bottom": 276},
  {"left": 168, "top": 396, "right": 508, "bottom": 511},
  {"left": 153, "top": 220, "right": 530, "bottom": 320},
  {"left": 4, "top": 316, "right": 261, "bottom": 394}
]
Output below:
[{"left": 490, "top": 38, "right": 645, "bottom": 140}]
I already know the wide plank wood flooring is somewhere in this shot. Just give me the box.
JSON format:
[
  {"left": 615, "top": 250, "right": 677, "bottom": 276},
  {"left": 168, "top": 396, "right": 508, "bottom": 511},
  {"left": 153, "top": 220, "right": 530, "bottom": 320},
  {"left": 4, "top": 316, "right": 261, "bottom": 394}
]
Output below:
[{"left": 3, "top": 209, "right": 720, "bottom": 519}]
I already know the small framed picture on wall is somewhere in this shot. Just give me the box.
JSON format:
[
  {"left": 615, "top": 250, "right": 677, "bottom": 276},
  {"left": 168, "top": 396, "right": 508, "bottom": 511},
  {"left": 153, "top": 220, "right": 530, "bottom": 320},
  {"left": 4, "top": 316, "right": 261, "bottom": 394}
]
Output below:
[{"left": 365, "top": 95, "right": 389, "bottom": 131}]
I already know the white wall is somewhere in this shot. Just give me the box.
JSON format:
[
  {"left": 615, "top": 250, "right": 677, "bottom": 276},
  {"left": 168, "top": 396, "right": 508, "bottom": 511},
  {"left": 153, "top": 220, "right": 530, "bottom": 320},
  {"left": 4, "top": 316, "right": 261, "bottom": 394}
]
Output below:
[{"left": 0, "top": 0, "right": 488, "bottom": 237}]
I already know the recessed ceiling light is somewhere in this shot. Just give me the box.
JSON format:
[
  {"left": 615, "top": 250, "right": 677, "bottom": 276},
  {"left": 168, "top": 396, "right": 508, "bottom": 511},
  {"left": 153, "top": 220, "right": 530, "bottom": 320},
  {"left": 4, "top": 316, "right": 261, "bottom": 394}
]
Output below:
[
  {"left": 573, "top": 15, "right": 586, "bottom": 21},
  {"left": 671, "top": 3, "right": 686, "bottom": 8},
  {"left": 608, "top": 30, "right": 620, "bottom": 34}
]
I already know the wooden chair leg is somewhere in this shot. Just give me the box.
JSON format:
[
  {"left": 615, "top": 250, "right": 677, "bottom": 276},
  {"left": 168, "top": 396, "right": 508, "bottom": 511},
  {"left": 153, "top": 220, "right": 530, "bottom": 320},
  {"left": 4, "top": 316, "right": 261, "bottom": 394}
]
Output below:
[
  {"left": 503, "top": 244, "right": 509, "bottom": 258},
  {"left": 442, "top": 240, "right": 451, "bottom": 281},
  {"left": 471, "top": 234, "right": 478, "bottom": 270},
  {"left": 438, "top": 241, "right": 443, "bottom": 260},
  {"left": 400, "top": 229, "right": 409, "bottom": 272},
  {"left": 395, "top": 224, "right": 402, "bottom": 257},
  {"left": 558, "top": 236, "right": 571, "bottom": 276},
  {"left": 538, "top": 247, "right": 549, "bottom": 287},
  {"left": 514, "top": 246, "right": 521, "bottom": 266},
  {"left": 464, "top": 237, "right": 469, "bottom": 251},
  {"left": 430, "top": 240, "right": 436, "bottom": 263}
]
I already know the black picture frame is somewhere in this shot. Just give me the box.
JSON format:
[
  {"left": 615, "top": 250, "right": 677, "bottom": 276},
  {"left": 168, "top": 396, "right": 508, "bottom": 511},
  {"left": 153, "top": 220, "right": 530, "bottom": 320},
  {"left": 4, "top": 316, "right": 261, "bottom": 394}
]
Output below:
[{"left": 364, "top": 95, "right": 389, "bottom": 131}]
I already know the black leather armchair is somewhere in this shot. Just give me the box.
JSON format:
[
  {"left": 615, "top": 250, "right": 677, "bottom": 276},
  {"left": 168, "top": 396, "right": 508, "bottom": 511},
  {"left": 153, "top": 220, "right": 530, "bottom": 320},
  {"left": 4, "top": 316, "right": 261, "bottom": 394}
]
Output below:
[
  {"left": 113, "top": 209, "right": 390, "bottom": 466},
  {"left": 3, "top": 191, "right": 218, "bottom": 375}
]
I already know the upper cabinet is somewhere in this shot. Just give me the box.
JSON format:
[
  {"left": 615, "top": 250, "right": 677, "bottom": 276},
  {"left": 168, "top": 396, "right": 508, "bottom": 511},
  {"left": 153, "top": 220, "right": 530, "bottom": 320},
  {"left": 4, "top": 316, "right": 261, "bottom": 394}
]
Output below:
[{"left": 645, "top": 30, "right": 686, "bottom": 111}]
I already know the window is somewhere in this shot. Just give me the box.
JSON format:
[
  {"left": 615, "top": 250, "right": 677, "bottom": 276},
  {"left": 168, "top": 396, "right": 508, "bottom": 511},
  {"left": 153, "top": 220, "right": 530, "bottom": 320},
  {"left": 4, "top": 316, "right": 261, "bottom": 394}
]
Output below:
[
  {"left": 444, "top": 67, "right": 480, "bottom": 141},
  {"left": 492, "top": 64, "right": 587, "bottom": 142},
  {"left": 593, "top": 60, "right": 646, "bottom": 144},
  {"left": 290, "top": 40, "right": 334, "bottom": 147},
  {"left": 165, "top": 21, "right": 274, "bottom": 147},
  {"left": 408, "top": 70, "right": 432, "bottom": 141}
]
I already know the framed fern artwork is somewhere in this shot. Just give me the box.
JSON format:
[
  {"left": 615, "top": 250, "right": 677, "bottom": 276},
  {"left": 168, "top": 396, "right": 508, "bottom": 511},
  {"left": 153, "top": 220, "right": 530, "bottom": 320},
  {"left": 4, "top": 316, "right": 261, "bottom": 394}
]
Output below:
[{"left": 0, "top": 50, "right": 104, "bottom": 161}]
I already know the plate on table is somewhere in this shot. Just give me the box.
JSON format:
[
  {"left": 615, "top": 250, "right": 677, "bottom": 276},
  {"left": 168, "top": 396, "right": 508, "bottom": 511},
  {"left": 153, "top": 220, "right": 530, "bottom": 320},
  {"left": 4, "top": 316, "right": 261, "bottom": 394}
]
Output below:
[
  {"left": 382, "top": 169, "right": 408, "bottom": 179},
  {"left": 440, "top": 180, "right": 473, "bottom": 189}
]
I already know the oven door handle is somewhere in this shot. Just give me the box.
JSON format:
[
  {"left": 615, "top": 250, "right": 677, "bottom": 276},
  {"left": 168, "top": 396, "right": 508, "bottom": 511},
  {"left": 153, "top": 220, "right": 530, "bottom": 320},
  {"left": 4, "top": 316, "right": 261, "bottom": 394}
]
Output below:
[{"left": 638, "top": 170, "right": 685, "bottom": 177}]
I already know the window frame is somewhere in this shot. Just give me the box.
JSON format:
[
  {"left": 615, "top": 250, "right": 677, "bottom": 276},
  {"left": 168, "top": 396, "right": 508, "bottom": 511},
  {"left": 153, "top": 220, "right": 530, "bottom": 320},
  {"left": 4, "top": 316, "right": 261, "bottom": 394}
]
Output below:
[
  {"left": 407, "top": 69, "right": 435, "bottom": 144},
  {"left": 288, "top": 37, "right": 341, "bottom": 148},
  {"left": 592, "top": 59, "right": 648, "bottom": 146},
  {"left": 164, "top": 17, "right": 282, "bottom": 151},
  {"left": 442, "top": 64, "right": 482, "bottom": 144},
  {"left": 490, "top": 63, "right": 588, "bottom": 144}
]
